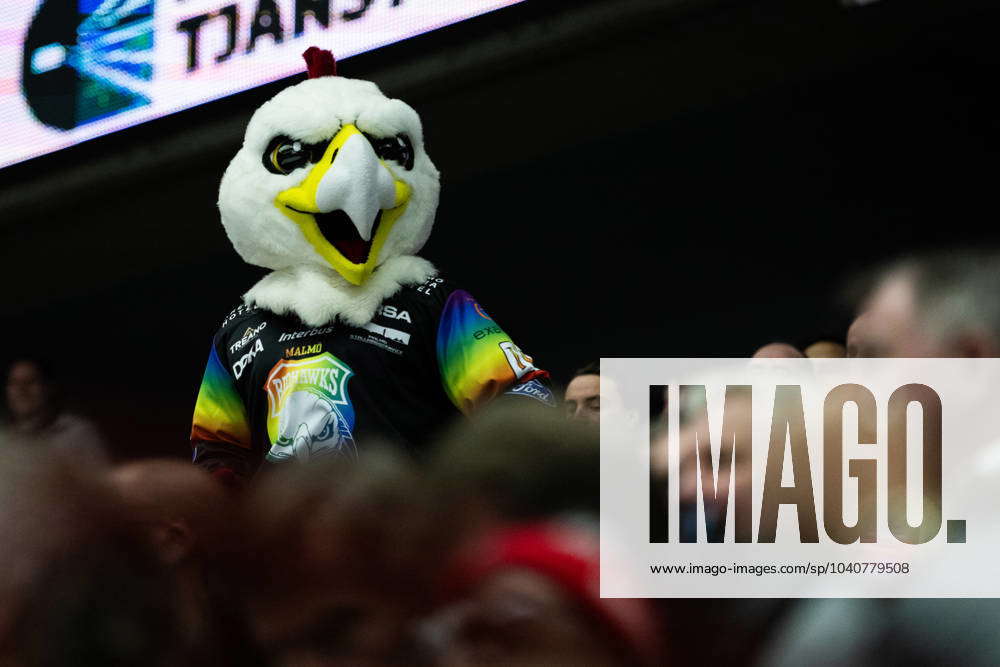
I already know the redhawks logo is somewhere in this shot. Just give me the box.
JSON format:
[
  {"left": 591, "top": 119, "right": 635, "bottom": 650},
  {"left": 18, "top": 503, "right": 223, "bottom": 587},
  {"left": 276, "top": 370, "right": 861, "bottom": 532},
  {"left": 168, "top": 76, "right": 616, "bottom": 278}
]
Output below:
[{"left": 263, "top": 352, "right": 356, "bottom": 463}]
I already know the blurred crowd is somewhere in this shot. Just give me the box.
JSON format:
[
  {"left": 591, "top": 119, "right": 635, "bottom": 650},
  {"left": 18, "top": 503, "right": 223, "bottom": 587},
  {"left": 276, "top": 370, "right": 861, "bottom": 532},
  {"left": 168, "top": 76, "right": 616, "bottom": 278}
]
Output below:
[{"left": 1, "top": 247, "right": 1000, "bottom": 666}]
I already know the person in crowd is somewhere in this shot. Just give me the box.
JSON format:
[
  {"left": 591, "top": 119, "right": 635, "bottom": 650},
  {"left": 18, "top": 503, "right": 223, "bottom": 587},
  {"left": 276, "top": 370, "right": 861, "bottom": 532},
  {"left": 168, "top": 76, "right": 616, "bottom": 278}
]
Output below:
[
  {"left": 649, "top": 343, "right": 804, "bottom": 664},
  {"left": 429, "top": 402, "right": 599, "bottom": 540},
  {"left": 110, "top": 460, "right": 256, "bottom": 665},
  {"left": 803, "top": 340, "right": 846, "bottom": 358},
  {"left": 232, "top": 449, "right": 443, "bottom": 667},
  {"left": 564, "top": 361, "right": 601, "bottom": 423},
  {"left": 422, "top": 404, "right": 665, "bottom": 665},
  {"left": 760, "top": 248, "right": 1000, "bottom": 666},
  {"left": 420, "top": 520, "right": 664, "bottom": 667},
  {"left": 752, "top": 342, "right": 804, "bottom": 358},
  {"left": 854, "top": 249, "right": 1000, "bottom": 357},
  {"left": 112, "top": 460, "right": 236, "bottom": 565},
  {"left": 845, "top": 312, "right": 874, "bottom": 358},
  {"left": 563, "top": 361, "right": 636, "bottom": 426},
  {"left": 0, "top": 451, "right": 188, "bottom": 666},
  {"left": 1, "top": 357, "right": 108, "bottom": 462}
]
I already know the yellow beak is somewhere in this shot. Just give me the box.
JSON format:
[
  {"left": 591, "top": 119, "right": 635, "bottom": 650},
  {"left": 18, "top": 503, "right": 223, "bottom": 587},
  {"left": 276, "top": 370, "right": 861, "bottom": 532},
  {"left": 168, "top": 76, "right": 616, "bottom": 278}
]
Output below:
[{"left": 274, "top": 124, "right": 411, "bottom": 285}]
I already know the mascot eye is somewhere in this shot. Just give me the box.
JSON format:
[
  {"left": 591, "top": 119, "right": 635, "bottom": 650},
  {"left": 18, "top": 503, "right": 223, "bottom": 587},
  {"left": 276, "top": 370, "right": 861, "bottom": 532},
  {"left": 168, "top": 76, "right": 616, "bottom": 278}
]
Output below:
[
  {"left": 366, "top": 133, "right": 414, "bottom": 170},
  {"left": 263, "top": 136, "right": 321, "bottom": 174}
]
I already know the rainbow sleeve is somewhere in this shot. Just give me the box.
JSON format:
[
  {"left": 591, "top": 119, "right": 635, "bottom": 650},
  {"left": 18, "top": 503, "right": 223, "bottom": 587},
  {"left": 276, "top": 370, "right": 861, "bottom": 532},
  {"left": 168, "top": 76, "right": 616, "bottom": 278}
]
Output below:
[
  {"left": 190, "top": 345, "right": 251, "bottom": 449},
  {"left": 436, "top": 290, "right": 546, "bottom": 414}
]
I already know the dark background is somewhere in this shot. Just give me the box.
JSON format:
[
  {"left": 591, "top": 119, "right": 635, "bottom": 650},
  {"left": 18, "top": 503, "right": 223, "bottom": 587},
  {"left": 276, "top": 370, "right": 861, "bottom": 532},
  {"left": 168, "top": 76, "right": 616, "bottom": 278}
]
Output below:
[{"left": 2, "top": 0, "right": 998, "bottom": 458}]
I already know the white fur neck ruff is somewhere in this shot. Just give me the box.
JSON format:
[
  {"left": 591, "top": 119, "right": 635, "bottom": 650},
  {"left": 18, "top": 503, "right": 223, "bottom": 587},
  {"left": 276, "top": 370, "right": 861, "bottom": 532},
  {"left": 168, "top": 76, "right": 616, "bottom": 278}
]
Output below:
[{"left": 244, "top": 255, "right": 436, "bottom": 327}]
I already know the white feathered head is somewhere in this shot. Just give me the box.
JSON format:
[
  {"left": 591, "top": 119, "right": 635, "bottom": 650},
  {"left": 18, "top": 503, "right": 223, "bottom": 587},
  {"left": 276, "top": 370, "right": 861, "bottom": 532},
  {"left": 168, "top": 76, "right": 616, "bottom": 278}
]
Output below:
[{"left": 219, "top": 48, "right": 440, "bottom": 286}]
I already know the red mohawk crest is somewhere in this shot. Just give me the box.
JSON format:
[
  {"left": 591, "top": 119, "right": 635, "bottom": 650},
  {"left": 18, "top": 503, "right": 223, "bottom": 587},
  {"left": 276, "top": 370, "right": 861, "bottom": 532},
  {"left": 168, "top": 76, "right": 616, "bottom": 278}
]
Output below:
[{"left": 303, "top": 47, "right": 337, "bottom": 78}]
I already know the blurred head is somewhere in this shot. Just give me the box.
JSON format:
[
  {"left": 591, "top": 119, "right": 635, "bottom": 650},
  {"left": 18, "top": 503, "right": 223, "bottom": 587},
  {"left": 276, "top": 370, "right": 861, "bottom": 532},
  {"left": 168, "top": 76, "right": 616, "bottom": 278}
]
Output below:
[
  {"left": 111, "top": 461, "right": 261, "bottom": 665},
  {"left": 429, "top": 402, "right": 599, "bottom": 534},
  {"left": 237, "top": 449, "right": 439, "bottom": 667},
  {"left": 0, "top": 452, "right": 111, "bottom": 642},
  {"left": 565, "top": 362, "right": 600, "bottom": 423},
  {"left": 5, "top": 358, "right": 56, "bottom": 423},
  {"left": 9, "top": 535, "right": 184, "bottom": 667},
  {"left": 856, "top": 264, "right": 927, "bottom": 357},
  {"left": 0, "top": 452, "right": 184, "bottom": 666},
  {"left": 846, "top": 312, "right": 875, "bottom": 358},
  {"left": 424, "top": 522, "right": 662, "bottom": 667},
  {"left": 804, "top": 341, "right": 846, "bottom": 358},
  {"left": 752, "top": 343, "right": 803, "bottom": 359},
  {"left": 859, "top": 250, "right": 1000, "bottom": 357},
  {"left": 110, "top": 460, "right": 236, "bottom": 566}
]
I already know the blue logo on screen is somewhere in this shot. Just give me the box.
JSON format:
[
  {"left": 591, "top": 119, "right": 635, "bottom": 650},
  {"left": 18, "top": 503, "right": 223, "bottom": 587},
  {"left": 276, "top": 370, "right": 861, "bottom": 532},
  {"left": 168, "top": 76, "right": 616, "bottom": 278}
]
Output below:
[{"left": 22, "top": 0, "right": 155, "bottom": 131}]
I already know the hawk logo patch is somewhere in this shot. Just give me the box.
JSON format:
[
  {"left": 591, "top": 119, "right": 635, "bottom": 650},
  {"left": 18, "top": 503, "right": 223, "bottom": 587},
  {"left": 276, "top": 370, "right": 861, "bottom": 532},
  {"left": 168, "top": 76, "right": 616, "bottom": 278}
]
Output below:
[{"left": 264, "top": 352, "right": 356, "bottom": 462}]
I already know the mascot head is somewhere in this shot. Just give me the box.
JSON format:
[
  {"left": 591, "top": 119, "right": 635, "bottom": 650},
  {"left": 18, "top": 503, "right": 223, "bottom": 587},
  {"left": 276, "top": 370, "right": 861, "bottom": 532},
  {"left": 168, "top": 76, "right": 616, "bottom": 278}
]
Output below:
[{"left": 219, "top": 48, "right": 440, "bottom": 286}]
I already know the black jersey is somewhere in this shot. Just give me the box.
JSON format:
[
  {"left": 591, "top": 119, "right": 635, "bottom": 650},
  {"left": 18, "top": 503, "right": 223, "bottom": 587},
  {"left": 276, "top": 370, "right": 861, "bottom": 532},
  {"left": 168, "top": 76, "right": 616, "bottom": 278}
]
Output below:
[{"left": 190, "top": 276, "right": 552, "bottom": 478}]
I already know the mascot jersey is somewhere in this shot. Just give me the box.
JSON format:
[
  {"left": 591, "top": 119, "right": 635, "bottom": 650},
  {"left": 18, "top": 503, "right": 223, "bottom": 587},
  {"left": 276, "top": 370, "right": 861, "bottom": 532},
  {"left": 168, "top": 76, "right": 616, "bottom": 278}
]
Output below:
[
  {"left": 191, "top": 276, "right": 552, "bottom": 478},
  {"left": 189, "top": 48, "right": 551, "bottom": 479}
]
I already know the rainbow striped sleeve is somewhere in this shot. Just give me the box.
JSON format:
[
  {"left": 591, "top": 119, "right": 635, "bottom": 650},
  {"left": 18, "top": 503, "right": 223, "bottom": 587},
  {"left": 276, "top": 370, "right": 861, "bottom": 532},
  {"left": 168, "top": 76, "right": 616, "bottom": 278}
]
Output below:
[
  {"left": 190, "top": 345, "right": 251, "bottom": 449},
  {"left": 436, "top": 290, "right": 546, "bottom": 414}
]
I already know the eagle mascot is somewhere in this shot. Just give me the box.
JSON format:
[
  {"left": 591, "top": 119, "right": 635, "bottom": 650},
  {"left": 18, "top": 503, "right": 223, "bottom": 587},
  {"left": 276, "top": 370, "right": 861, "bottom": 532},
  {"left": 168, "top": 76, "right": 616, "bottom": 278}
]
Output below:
[{"left": 190, "top": 48, "right": 552, "bottom": 481}]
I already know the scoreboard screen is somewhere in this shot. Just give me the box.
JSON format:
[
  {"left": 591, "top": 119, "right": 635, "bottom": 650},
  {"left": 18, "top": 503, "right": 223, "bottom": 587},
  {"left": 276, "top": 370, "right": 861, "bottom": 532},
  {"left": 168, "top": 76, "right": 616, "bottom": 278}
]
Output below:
[{"left": 0, "top": 0, "right": 525, "bottom": 169}]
